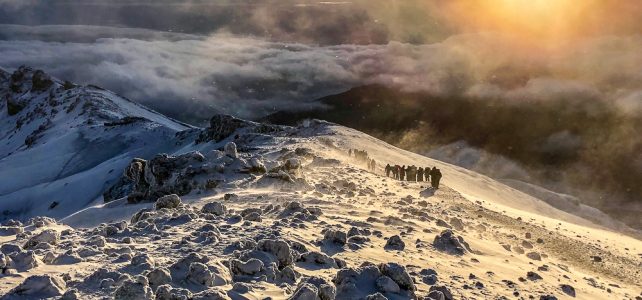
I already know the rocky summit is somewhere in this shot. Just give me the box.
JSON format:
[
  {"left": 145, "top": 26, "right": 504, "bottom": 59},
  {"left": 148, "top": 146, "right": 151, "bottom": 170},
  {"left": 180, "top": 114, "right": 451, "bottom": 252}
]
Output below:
[{"left": 0, "top": 69, "right": 641, "bottom": 300}]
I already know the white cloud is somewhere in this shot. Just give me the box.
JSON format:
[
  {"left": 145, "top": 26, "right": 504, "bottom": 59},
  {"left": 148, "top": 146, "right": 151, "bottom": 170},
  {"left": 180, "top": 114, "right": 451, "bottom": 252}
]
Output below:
[{"left": 0, "top": 26, "right": 640, "bottom": 122}]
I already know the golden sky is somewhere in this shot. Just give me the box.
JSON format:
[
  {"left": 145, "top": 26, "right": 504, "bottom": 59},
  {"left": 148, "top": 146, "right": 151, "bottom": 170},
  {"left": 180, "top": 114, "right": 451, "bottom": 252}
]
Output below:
[{"left": 361, "top": 0, "right": 642, "bottom": 44}]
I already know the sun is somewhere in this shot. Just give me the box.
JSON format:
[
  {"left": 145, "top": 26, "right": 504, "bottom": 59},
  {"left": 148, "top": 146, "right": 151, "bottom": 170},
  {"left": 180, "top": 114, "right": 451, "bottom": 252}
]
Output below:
[{"left": 444, "top": 0, "right": 592, "bottom": 41}]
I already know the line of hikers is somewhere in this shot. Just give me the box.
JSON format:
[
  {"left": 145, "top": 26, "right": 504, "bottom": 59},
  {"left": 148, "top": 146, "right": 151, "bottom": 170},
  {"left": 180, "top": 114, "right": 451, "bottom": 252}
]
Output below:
[
  {"left": 348, "top": 148, "right": 442, "bottom": 189},
  {"left": 348, "top": 149, "right": 377, "bottom": 172},
  {"left": 385, "top": 164, "right": 442, "bottom": 189}
]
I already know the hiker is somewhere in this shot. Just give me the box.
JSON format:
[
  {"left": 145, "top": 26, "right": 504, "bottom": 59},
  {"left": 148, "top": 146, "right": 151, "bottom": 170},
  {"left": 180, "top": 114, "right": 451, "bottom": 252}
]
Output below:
[
  {"left": 371, "top": 159, "right": 377, "bottom": 172},
  {"left": 400, "top": 165, "right": 406, "bottom": 181},
  {"left": 348, "top": 149, "right": 352, "bottom": 157},
  {"left": 406, "top": 165, "right": 415, "bottom": 182},
  {"left": 385, "top": 164, "right": 391, "bottom": 177},
  {"left": 430, "top": 167, "right": 442, "bottom": 189},
  {"left": 417, "top": 167, "right": 424, "bottom": 181},
  {"left": 393, "top": 165, "right": 400, "bottom": 179},
  {"left": 425, "top": 167, "right": 431, "bottom": 182}
]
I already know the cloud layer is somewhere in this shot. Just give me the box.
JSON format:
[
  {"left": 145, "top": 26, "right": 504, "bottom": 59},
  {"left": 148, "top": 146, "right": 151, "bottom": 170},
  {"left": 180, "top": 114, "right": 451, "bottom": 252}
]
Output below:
[{"left": 1, "top": 25, "right": 640, "bottom": 123}]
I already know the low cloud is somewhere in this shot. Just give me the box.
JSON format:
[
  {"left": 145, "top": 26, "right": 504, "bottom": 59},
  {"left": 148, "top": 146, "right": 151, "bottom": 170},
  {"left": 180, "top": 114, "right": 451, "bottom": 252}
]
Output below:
[{"left": 0, "top": 25, "right": 641, "bottom": 124}]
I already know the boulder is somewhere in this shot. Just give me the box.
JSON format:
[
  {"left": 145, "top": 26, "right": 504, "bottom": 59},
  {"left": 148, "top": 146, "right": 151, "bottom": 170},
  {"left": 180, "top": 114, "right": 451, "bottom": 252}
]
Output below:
[
  {"left": 384, "top": 235, "right": 405, "bottom": 250},
  {"left": 155, "top": 285, "right": 192, "bottom": 300},
  {"left": 289, "top": 283, "right": 319, "bottom": 300},
  {"left": 31, "top": 70, "right": 54, "bottom": 91},
  {"left": 526, "top": 252, "right": 542, "bottom": 261},
  {"left": 201, "top": 202, "right": 227, "bottom": 216},
  {"left": 1, "top": 243, "right": 22, "bottom": 255},
  {"left": 147, "top": 267, "right": 172, "bottom": 288},
  {"left": 432, "top": 230, "right": 470, "bottom": 256},
  {"left": 224, "top": 142, "right": 238, "bottom": 158},
  {"left": 0, "top": 226, "right": 23, "bottom": 236},
  {"left": 4, "top": 275, "right": 66, "bottom": 298},
  {"left": 24, "top": 229, "right": 60, "bottom": 249},
  {"left": 429, "top": 286, "right": 453, "bottom": 300},
  {"left": 376, "top": 275, "right": 401, "bottom": 293},
  {"left": 298, "top": 251, "right": 337, "bottom": 268},
  {"left": 155, "top": 194, "right": 182, "bottom": 210},
  {"left": 60, "top": 288, "right": 81, "bottom": 300},
  {"left": 9, "top": 251, "right": 40, "bottom": 271},
  {"left": 187, "top": 262, "right": 217, "bottom": 286},
  {"left": 560, "top": 284, "right": 576, "bottom": 297},
  {"left": 113, "top": 277, "right": 153, "bottom": 300},
  {"left": 379, "top": 263, "right": 415, "bottom": 291},
  {"left": 323, "top": 229, "right": 347, "bottom": 246},
  {"left": 257, "top": 239, "right": 295, "bottom": 267},
  {"left": 365, "top": 293, "right": 388, "bottom": 300},
  {"left": 230, "top": 258, "right": 264, "bottom": 276}
]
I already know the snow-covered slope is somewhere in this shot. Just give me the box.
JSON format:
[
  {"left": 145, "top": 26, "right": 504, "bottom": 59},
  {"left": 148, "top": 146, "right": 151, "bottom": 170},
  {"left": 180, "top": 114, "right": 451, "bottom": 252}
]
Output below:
[
  {"left": 0, "top": 118, "right": 640, "bottom": 299},
  {"left": 0, "top": 68, "right": 640, "bottom": 299},
  {"left": 0, "top": 67, "right": 191, "bottom": 220}
]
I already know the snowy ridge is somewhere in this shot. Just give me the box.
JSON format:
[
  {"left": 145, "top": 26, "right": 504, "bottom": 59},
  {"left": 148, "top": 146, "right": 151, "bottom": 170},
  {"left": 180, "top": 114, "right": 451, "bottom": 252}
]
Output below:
[{"left": 0, "top": 67, "right": 191, "bottom": 220}]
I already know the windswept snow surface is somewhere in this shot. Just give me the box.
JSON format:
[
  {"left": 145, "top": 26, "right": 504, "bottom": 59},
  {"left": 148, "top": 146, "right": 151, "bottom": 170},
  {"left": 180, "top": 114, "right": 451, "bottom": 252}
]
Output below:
[{"left": 0, "top": 67, "right": 640, "bottom": 300}]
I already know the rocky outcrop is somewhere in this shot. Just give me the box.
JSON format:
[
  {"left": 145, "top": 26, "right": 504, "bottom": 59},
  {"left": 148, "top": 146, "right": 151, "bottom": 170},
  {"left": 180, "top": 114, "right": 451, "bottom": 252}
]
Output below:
[
  {"left": 196, "top": 114, "right": 283, "bottom": 144},
  {"left": 105, "top": 142, "right": 310, "bottom": 204}
]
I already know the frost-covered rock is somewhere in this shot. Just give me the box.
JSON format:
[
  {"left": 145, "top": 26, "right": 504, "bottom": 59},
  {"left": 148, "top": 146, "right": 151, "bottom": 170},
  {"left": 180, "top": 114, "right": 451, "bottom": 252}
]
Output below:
[
  {"left": 298, "top": 251, "right": 337, "bottom": 268},
  {"left": 365, "top": 293, "right": 388, "bottom": 300},
  {"left": 131, "top": 253, "right": 155, "bottom": 269},
  {"left": 155, "top": 285, "right": 192, "bottom": 300},
  {"left": 191, "top": 288, "right": 229, "bottom": 300},
  {"left": 130, "top": 208, "right": 153, "bottom": 224},
  {"left": 293, "top": 276, "right": 336, "bottom": 300},
  {"left": 323, "top": 229, "right": 347, "bottom": 245},
  {"left": 60, "top": 288, "right": 81, "bottom": 300},
  {"left": 31, "top": 70, "right": 54, "bottom": 91},
  {"left": 289, "top": 283, "right": 319, "bottom": 300},
  {"left": 170, "top": 252, "right": 209, "bottom": 280},
  {"left": 0, "top": 226, "right": 23, "bottom": 236},
  {"left": 28, "top": 216, "right": 57, "bottom": 227},
  {"left": 379, "top": 262, "right": 415, "bottom": 292},
  {"left": 113, "top": 277, "right": 153, "bottom": 300},
  {"left": 230, "top": 258, "right": 264, "bottom": 275},
  {"left": 4, "top": 275, "right": 66, "bottom": 298},
  {"left": 248, "top": 158, "right": 267, "bottom": 173},
  {"left": 155, "top": 194, "right": 182, "bottom": 210},
  {"left": 257, "top": 239, "right": 295, "bottom": 267},
  {"left": 24, "top": 229, "right": 60, "bottom": 249},
  {"left": 0, "top": 253, "right": 9, "bottom": 269},
  {"left": 147, "top": 267, "right": 172, "bottom": 288},
  {"left": 202, "top": 201, "right": 227, "bottom": 216},
  {"left": 285, "top": 158, "right": 302, "bottom": 170},
  {"left": 9, "top": 251, "right": 40, "bottom": 271},
  {"left": 224, "top": 142, "right": 238, "bottom": 158},
  {"left": 187, "top": 262, "right": 217, "bottom": 286},
  {"left": 244, "top": 212, "right": 262, "bottom": 222},
  {"left": 428, "top": 286, "right": 453, "bottom": 300},
  {"left": 333, "top": 265, "right": 383, "bottom": 297},
  {"left": 432, "top": 230, "right": 470, "bottom": 256},
  {"left": 376, "top": 275, "right": 400, "bottom": 293},
  {"left": 53, "top": 251, "right": 83, "bottom": 265}
]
